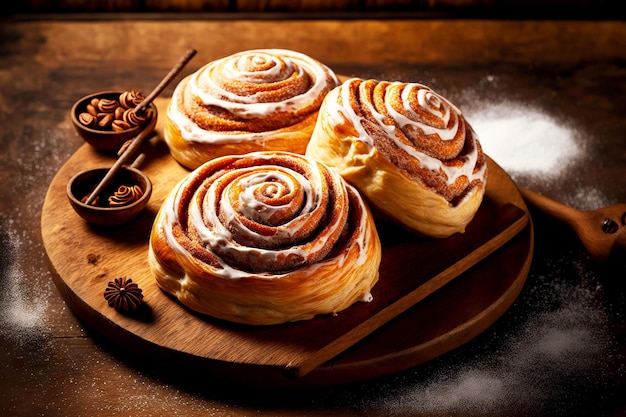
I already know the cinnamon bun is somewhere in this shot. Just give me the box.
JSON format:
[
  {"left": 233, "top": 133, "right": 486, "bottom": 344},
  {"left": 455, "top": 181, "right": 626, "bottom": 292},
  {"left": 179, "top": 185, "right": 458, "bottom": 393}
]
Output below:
[
  {"left": 148, "top": 151, "right": 381, "bottom": 325},
  {"left": 165, "top": 49, "right": 340, "bottom": 169},
  {"left": 306, "top": 78, "right": 488, "bottom": 238}
]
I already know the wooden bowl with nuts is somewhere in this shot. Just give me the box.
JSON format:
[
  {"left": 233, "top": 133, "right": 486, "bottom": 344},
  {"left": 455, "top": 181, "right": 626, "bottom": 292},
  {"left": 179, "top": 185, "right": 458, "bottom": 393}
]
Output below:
[
  {"left": 70, "top": 90, "right": 158, "bottom": 152},
  {"left": 66, "top": 166, "right": 152, "bottom": 226}
]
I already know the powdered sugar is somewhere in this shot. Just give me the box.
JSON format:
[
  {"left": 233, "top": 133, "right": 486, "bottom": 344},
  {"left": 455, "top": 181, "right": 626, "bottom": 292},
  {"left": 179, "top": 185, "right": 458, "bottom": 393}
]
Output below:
[
  {"left": 467, "top": 101, "right": 583, "bottom": 178},
  {"left": 363, "top": 259, "right": 616, "bottom": 416},
  {"left": 0, "top": 124, "right": 73, "bottom": 345},
  {"left": 0, "top": 219, "right": 50, "bottom": 345},
  {"left": 563, "top": 184, "right": 613, "bottom": 211}
]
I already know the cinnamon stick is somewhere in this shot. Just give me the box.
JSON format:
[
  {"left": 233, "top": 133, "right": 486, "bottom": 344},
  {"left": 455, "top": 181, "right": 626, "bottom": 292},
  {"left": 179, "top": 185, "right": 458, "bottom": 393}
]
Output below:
[
  {"left": 83, "top": 48, "right": 197, "bottom": 206},
  {"left": 83, "top": 129, "right": 154, "bottom": 206},
  {"left": 134, "top": 48, "right": 197, "bottom": 115}
]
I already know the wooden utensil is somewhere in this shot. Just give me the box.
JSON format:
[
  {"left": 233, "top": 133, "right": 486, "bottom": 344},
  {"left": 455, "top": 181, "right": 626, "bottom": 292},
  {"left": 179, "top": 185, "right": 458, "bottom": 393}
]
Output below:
[{"left": 519, "top": 187, "right": 626, "bottom": 263}]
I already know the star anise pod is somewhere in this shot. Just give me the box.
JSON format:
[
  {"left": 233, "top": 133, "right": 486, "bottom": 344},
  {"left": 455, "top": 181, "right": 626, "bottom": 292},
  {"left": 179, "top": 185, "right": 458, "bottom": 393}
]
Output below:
[{"left": 104, "top": 277, "right": 143, "bottom": 312}]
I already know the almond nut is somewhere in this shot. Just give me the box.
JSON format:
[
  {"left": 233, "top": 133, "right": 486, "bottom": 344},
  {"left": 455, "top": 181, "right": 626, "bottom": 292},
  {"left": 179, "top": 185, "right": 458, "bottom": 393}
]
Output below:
[
  {"left": 78, "top": 112, "right": 97, "bottom": 127},
  {"left": 114, "top": 106, "right": 125, "bottom": 120},
  {"left": 97, "top": 98, "right": 119, "bottom": 113},
  {"left": 97, "top": 113, "right": 114, "bottom": 128},
  {"left": 112, "top": 119, "right": 131, "bottom": 131},
  {"left": 86, "top": 104, "right": 98, "bottom": 117}
]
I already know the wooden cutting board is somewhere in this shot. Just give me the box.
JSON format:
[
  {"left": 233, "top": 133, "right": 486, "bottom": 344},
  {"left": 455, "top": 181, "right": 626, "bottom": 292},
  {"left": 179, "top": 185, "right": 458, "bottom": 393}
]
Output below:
[{"left": 41, "top": 98, "right": 532, "bottom": 386}]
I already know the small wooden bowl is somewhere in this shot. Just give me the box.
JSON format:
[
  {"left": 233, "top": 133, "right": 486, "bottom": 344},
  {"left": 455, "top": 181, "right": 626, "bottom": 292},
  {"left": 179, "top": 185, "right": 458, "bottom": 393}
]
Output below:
[
  {"left": 67, "top": 166, "right": 152, "bottom": 226},
  {"left": 70, "top": 91, "right": 158, "bottom": 152}
]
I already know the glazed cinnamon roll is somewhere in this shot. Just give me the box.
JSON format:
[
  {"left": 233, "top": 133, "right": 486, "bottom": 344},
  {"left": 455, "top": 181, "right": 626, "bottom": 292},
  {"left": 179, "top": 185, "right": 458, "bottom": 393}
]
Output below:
[
  {"left": 306, "top": 78, "right": 488, "bottom": 238},
  {"left": 148, "top": 151, "right": 381, "bottom": 325},
  {"left": 165, "top": 49, "right": 340, "bottom": 169}
]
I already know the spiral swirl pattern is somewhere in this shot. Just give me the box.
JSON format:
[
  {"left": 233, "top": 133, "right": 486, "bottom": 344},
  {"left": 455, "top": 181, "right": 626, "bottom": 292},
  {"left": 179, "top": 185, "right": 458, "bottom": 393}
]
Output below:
[
  {"left": 306, "top": 78, "right": 488, "bottom": 237},
  {"left": 122, "top": 107, "right": 150, "bottom": 126},
  {"left": 148, "top": 151, "right": 381, "bottom": 324},
  {"left": 328, "top": 78, "right": 486, "bottom": 204},
  {"left": 119, "top": 90, "right": 145, "bottom": 109},
  {"left": 169, "top": 49, "right": 338, "bottom": 142},
  {"left": 108, "top": 184, "right": 144, "bottom": 207}
]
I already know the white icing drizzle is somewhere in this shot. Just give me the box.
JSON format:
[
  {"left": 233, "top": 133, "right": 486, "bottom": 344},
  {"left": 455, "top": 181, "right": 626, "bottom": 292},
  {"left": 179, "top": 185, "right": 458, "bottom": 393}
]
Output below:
[
  {"left": 160, "top": 152, "right": 371, "bottom": 280},
  {"left": 223, "top": 53, "right": 293, "bottom": 84},
  {"left": 328, "top": 79, "right": 486, "bottom": 186},
  {"left": 395, "top": 86, "right": 455, "bottom": 139},
  {"left": 199, "top": 167, "right": 319, "bottom": 245},
  {"left": 237, "top": 171, "right": 298, "bottom": 223},
  {"left": 168, "top": 49, "right": 338, "bottom": 144},
  {"left": 360, "top": 292, "right": 374, "bottom": 303}
]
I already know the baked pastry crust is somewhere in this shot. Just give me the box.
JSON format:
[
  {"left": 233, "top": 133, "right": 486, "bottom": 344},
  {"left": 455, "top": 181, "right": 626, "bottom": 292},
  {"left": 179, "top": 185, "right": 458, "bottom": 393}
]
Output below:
[
  {"left": 306, "top": 78, "right": 488, "bottom": 238},
  {"left": 148, "top": 151, "right": 381, "bottom": 325},
  {"left": 165, "top": 49, "right": 339, "bottom": 169}
]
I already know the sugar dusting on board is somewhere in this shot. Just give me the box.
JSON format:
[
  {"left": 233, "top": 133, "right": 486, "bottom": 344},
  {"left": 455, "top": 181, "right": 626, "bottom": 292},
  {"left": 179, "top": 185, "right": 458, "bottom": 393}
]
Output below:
[
  {"left": 465, "top": 97, "right": 614, "bottom": 212},
  {"left": 359, "top": 256, "right": 616, "bottom": 416},
  {"left": 285, "top": 261, "right": 620, "bottom": 416},
  {"left": 0, "top": 218, "right": 50, "bottom": 346},
  {"left": 467, "top": 100, "right": 583, "bottom": 178},
  {"left": 0, "top": 127, "right": 73, "bottom": 345}
]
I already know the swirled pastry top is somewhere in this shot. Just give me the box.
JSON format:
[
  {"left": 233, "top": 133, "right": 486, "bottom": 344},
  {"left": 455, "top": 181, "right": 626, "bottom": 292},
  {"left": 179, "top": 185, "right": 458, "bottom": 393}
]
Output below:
[
  {"left": 168, "top": 49, "right": 339, "bottom": 144},
  {"left": 148, "top": 151, "right": 381, "bottom": 325},
  {"left": 305, "top": 78, "right": 488, "bottom": 237},
  {"left": 319, "top": 78, "right": 487, "bottom": 205}
]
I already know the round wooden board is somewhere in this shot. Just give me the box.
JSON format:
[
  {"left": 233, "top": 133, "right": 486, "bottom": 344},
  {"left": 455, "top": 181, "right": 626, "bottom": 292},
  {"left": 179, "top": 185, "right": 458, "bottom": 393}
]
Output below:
[{"left": 42, "top": 122, "right": 533, "bottom": 388}]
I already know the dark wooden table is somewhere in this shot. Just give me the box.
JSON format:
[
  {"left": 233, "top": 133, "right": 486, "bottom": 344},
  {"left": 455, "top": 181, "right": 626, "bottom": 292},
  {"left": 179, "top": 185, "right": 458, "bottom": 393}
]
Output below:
[{"left": 1, "top": 15, "right": 625, "bottom": 417}]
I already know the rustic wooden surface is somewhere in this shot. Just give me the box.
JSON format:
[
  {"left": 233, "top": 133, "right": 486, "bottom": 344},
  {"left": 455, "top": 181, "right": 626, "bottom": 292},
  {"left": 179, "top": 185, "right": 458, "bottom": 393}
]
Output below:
[
  {"left": 2, "top": 16, "right": 626, "bottom": 417},
  {"left": 41, "top": 109, "right": 530, "bottom": 384},
  {"left": 5, "top": 0, "right": 624, "bottom": 18}
]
